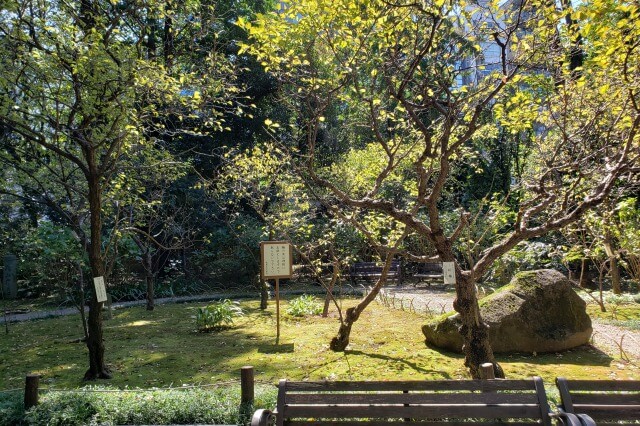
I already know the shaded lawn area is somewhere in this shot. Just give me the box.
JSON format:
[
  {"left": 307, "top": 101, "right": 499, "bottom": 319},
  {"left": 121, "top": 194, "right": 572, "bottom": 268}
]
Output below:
[{"left": 1, "top": 298, "right": 638, "bottom": 391}]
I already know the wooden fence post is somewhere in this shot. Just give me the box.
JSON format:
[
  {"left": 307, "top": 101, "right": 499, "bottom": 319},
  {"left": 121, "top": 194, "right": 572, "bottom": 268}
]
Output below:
[
  {"left": 480, "top": 363, "right": 495, "bottom": 380},
  {"left": 241, "top": 366, "right": 254, "bottom": 406},
  {"left": 24, "top": 374, "right": 39, "bottom": 409}
]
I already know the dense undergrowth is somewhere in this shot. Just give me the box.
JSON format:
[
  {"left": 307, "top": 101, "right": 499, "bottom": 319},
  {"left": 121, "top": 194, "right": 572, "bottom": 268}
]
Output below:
[{"left": 0, "top": 385, "right": 277, "bottom": 426}]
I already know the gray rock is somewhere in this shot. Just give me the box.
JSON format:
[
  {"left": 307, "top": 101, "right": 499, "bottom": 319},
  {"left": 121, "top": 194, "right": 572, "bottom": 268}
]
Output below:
[{"left": 422, "top": 269, "right": 592, "bottom": 353}]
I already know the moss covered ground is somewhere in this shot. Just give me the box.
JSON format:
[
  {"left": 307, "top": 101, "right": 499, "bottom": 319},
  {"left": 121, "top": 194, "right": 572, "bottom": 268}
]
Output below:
[{"left": 1, "top": 297, "right": 639, "bottom": 392}]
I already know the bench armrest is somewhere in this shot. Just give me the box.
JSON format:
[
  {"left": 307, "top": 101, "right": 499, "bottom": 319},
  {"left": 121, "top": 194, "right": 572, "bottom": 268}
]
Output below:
[
  {"left": 251, "top": 408, "right": 274, "bottom": 426},
  {"left": 551, "top": 412, "right": 597, "bottom": 426}
]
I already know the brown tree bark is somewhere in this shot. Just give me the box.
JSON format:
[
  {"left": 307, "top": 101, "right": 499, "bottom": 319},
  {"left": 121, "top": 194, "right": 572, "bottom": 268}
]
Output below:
[
  {"left": 330, "top": 255, "right": 395, "bottom": 351},
  {"left": 144, "top": 251, "right": 155, "bottom": 311},
  {"left": 603, "top": 229, "right": 621, "bottom": 295},
  {"left": 84, "top": 171, "right": 110, "bottom": 380},
  {"left": 454, "top": 275, "right": 504, "bottom": 379}
]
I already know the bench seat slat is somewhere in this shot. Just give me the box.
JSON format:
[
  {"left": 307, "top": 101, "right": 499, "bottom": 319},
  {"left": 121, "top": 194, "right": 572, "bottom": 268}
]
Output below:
[
  {"left": 571, "top": 405, "right": 640, "bottom": 420},
  {"left": 285, "top": 380, "right": 535, "bottom": 392},
  {"left": 286, "top": 392, "right": 539, "bottom": 405},
  {"left": 284, "top": 404, "right": 544, "bottom": 419}
]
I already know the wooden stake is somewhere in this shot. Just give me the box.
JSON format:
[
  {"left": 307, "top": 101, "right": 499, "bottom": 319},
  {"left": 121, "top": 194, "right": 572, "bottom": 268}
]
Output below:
[
  {"left": 480, "top": 363, "right": 495, "bottom": 380},
  {"left": 275, "top": 278, "right": 280, "bottom": 345},
  {"left": 24, "top": 374, "right": 39, "bottom": 409},
  {"left": 241, "top": 366, "right": 255, "bottom": 406}
]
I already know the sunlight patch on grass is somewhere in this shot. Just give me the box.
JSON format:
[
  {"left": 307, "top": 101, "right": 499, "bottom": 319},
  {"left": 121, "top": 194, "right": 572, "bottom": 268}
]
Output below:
[
  {"left": 1, "top": 297, "right": 639, "bottom": 391},
  {"left": 121, "top": 320, "right": 157, "bottom": 327}
]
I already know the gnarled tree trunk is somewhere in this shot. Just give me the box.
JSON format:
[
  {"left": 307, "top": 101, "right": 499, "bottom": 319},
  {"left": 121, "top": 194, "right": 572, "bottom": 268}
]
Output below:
[{"left": 454, "top": 274, "right": 504, "bottom": 379}]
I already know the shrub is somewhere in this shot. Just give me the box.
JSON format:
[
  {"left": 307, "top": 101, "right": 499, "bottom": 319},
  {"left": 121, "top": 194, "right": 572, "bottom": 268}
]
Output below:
[
  {"left": 0, "top": 392, "right": 26, "bottom": 426},
  {"left": 196, "top": 299, "right": 243, "bottom": 332},
  {"left": 25, "top": 385, "right": 277, "bottom": 426},
  {"left": 286, "top": 294, "right": 322, "bottom": 317}
]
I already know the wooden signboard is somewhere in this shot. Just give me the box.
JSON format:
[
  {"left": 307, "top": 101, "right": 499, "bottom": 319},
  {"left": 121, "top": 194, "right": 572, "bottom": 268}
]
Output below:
[
  {"left": 260, "top": 241, "right": 293, "bottom": 344},
  {"left": 260, "top": 241, "right": 293, "bottom": 279},
  {"left": 93, "top": 276, "right": 108, "bottom": 303}
]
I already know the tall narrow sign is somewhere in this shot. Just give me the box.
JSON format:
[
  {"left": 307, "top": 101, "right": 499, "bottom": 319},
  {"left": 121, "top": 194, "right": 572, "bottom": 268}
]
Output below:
[
  {"left": 93, "top": 276, "right": 108, "bottom": 303},
  {"left": 260, "top": 242, "right": 293, "bottom": 344},
  {"left": 443, "top": 262, "right": 456, "bottom": 285}
]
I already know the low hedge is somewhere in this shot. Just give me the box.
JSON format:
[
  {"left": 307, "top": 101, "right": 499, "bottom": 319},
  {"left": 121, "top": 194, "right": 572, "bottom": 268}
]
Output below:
[{"left": 0, "top": 385, "right": 277, "bottom": 426}]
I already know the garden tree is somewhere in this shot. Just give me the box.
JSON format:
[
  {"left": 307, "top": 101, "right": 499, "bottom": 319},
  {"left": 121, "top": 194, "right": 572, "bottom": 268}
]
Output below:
[
  {"left": 216, "top": 142, "right": 358, "bottom": 315},
  {"left": 616, "top": 198, "right": 640, "bottom": 287},
  {"left": 240, "top": 0, "right": 640, "bottom": 377},
  {"left": 0, "top": 0, "right": 240, "bottom": 379},
  {"left": 115, "top": 149, "right": 194, "bottom": 311}
]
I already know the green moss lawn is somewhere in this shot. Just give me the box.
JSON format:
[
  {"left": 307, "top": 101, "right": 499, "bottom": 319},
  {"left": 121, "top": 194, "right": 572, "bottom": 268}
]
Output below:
[{"left": 1, "top": 297, "right": 639, "bottom": 392}]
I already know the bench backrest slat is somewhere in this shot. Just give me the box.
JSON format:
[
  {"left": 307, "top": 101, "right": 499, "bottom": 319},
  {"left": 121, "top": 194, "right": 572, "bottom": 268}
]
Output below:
[
  {"left": 286, "top": 392, "right": 540, "bottom": 405},
  {"left": 556, "top": 377, "right": 640, "bottom": 422},
  {"left": 284, "top": 404, "right": 544, "bottom": 419},
  {"left": 285, "top": 421, "right": 542, "bottom": 426},
  {"left": 284, "top": 379, "right": 534, "bottom": 392},
  {"left": 278, "top": 378, "right": 551, "bottom": 425},
  {"left": 570, "top": 405, "right": 640, "bottom": 420},
  {"left": 571, "top": 393, "right": 640, "bottom": 405}
]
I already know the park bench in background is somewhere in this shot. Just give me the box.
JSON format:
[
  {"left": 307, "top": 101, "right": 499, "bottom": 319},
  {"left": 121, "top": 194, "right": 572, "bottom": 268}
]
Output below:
[
  {"left": 251, "top": 377, "right": 579, "bottom": 426},
  {"left": 556, "top": 377, "right": 640, "bottom": 426},
  {"left": 349, "top": 260, "right": 402, "bottom": 285},
  {"left": 411, "top": 262, "right": 444, "bottom": 286}
]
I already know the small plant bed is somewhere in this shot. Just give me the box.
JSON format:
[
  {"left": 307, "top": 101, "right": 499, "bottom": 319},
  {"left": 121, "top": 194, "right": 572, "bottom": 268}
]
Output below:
[
  {"left": 1, "top": 297, "right": 639, "bottom": 394},
  {"left": 0, "top": 384, "right": 277, "bottom": 426}
]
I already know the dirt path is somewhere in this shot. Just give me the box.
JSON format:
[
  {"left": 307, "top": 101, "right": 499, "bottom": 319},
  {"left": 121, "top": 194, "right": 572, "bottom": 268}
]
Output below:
[{"left": 383, "top": 286, "right": 640, "bottom": 362}]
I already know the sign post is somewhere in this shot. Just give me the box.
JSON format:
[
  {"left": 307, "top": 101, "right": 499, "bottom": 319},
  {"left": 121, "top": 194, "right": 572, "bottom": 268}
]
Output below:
[{"left": 260, "top": 241, "right": 293, "bottom": 344}]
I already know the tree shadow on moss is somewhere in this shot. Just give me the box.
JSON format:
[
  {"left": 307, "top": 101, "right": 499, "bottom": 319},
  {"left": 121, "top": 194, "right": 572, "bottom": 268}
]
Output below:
[
  {"left": 496, "top": 344, "right": 614, "bottom": 367},
  {"left": 344, "top": 349, "right": 454, "bottom": 378}
]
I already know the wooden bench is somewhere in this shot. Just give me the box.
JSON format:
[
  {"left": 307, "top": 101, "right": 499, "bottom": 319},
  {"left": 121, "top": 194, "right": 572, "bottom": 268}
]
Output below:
[
  {"left": 412, "top": 262, "right": 444, "bottom": 286},
  {"left": 251, "top": 377, "right": 578, "bottom": 425},
  {"left": 556, "top": 377, "right": 640, "bottom": 425},
  {"left": 349, "top": 261, "right": 402, "bottom": 285}
]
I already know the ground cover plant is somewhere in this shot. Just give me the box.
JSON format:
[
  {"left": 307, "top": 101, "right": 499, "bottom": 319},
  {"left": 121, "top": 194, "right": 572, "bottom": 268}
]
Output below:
[
  {"left": 1, "top": 298, "right": 639, "bottom": 393},
  {"left": 0, "top": 385, "right": 277, "bottom": 426}
]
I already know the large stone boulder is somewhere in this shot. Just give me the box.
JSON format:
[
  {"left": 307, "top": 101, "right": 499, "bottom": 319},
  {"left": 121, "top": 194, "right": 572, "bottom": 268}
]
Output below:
[{"left": 422, "top": 269, "right": 592, "bottom": 353}]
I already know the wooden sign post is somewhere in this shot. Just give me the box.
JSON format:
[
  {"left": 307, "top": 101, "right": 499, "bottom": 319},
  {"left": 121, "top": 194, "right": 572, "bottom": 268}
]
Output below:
[{"left": 260, "top": 241, "right": 293, "bottom": 344}]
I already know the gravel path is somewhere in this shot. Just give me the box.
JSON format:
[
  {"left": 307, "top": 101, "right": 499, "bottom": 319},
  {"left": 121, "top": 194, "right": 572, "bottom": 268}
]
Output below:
[{"left": 383, "top": 286, "right": 640, "bottom": 362}]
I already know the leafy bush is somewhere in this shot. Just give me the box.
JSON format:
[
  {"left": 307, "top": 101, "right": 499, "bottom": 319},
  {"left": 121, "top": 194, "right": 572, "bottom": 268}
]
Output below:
[
  {"left": 286, "top": 294, "right": 322, "bottom": 317},
  {"left": 196, "top": 299, "right": 243, "bottom": 332},
  {"left": 0, "top": 392, "right": 26, "bottom": 426},
  {"left": 24, "top": 385, "right": 277, "bottom": 426}
]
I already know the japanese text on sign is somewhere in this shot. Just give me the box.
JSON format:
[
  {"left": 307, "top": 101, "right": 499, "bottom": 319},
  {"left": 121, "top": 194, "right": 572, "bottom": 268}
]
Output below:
[{"left": 260, "top": 242, "right": 292, "bottom": 279}]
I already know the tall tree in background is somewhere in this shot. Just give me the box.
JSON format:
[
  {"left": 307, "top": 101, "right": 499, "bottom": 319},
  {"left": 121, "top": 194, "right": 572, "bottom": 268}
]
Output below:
[
  {"left": 0, "top": 0, "right": 240, "bottom": 379},
  {"left": 241, "top": 0, "right": 639, "bottom": 377}
]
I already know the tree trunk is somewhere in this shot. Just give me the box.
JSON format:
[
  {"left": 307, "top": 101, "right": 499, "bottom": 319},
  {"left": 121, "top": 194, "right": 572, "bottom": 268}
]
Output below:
[
  {"left": 83, "top": 172, "right": 110, "bottom": 381},
  {"left": 258, "top": 275, "right": 268, "bottom": 310},
  {"left": 603, "top": 229, "right": 621, "bottom": 294},
  {"left": 146, "top": 275, "right": 155, "bottom": 311},
  {"left": 77, "top": 261, "right": 89, "bottom": 340},
  {"left": 322, "top": 260, "right": 339, "bottom": 318},
  {"left": 454, "top": 275, "right": 504, "bottom": 379},
  {"left": 330, "top": 257, "right": 394, "bottom": 351},
  {"left": 144, "top": 251, "right": 155, "bottom": 311}
]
